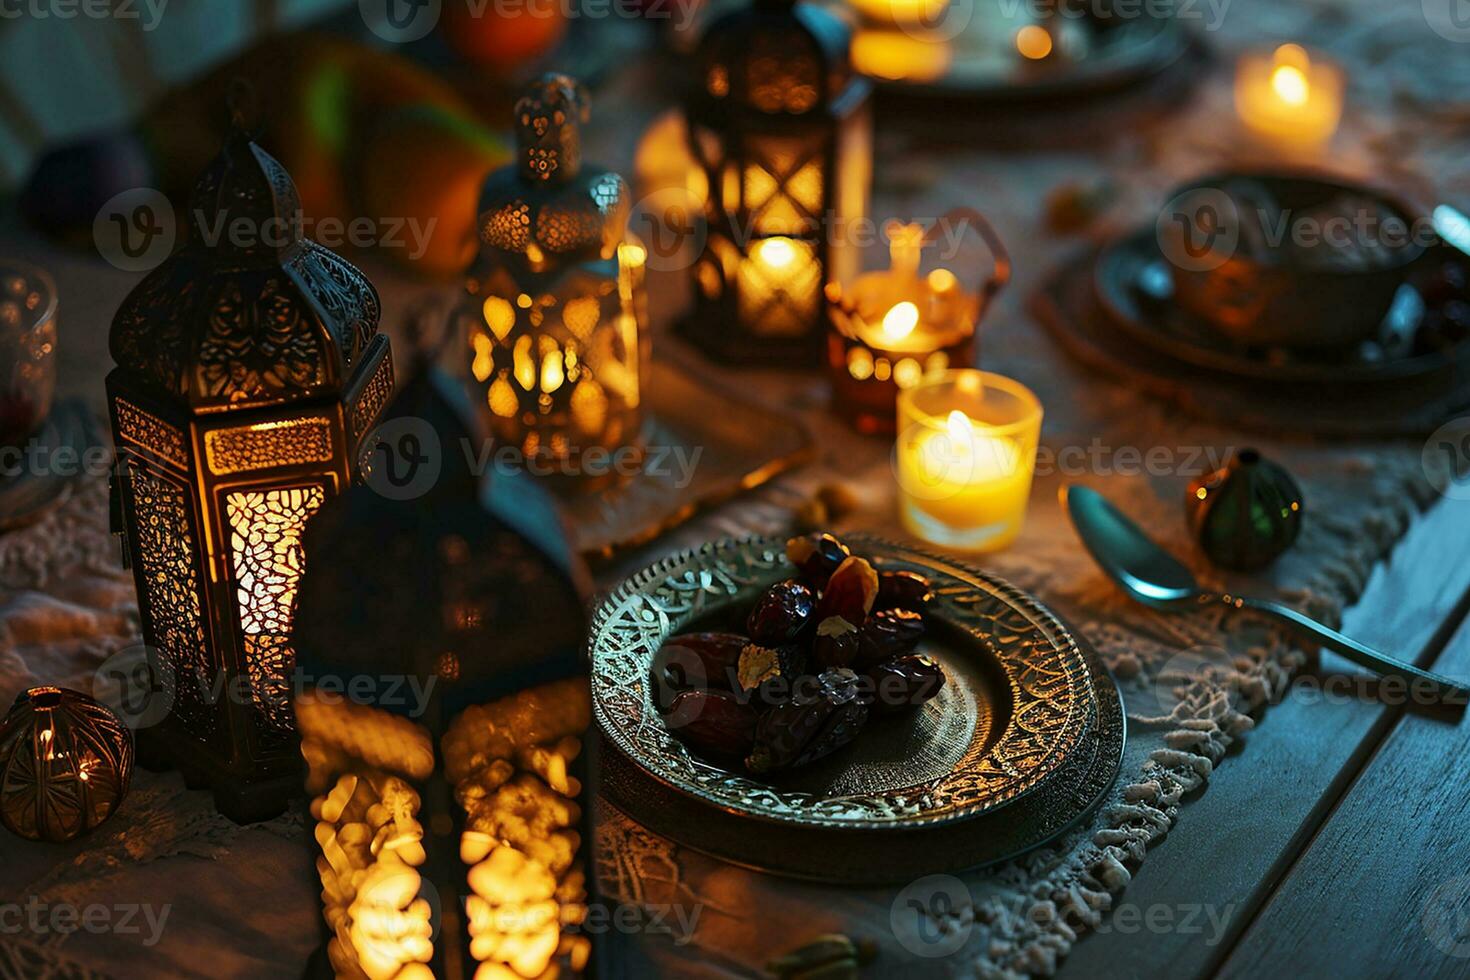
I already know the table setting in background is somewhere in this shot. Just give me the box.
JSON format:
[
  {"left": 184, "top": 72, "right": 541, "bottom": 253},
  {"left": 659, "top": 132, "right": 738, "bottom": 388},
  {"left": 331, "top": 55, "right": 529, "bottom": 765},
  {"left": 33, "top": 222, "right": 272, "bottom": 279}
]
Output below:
[{"left": 1, "top": 0, "right": 1469, "bottom": 978}]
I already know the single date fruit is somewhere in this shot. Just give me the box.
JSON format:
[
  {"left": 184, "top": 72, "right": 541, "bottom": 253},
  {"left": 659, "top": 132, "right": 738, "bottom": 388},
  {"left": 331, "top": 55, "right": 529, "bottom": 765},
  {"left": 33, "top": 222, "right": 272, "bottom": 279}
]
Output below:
[
  {"left": 747, "top": 579, "right": 816, "bottom": 644},
  {"left": 737, "top": 642, "right": 808, "bottom": 707},
  {"left": 746, "top": 668, "right": 869, "bottom": 773},
  {"left": 815, "top": 556, "right": 880, "bottom": 626},
  {"left": 876, "top": 570, "right": 934, "bottom": 612},
  {"left": 865, "top": 654, "right": 945, "bottom": 715},
  {"left": 785, "top": 533, "right": 851, "bottom": 588},
  {"left": 665, "top": 690, "right": 757, "bottom": 760},
  {"left": 855, "top": 608, "right": 925, "bottom": 669},
  {"left": 650, "top": 632, "right": 745, "bottom": 712},
  {"left": 812, "top": 616, "right": 860, "bottom": 668}
]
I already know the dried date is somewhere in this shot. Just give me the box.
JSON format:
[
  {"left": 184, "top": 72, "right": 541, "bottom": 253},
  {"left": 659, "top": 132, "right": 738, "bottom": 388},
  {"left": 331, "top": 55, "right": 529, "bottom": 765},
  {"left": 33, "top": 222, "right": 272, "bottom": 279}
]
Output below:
[
  {"left": 876, "top": 570, "right": 934, "bottom": 612},
  {"left": 785, "top": 533, "right": 851, "bottom": 588},
  {"left": 812, "top": 616, "right": 860, "bottom": 669},
  {"left": 747, "top": 579, "right": 816, "bottom": 645},
  {"left": 747, "top": 668, "right": 868, "bottom": 773},
  {"left": 814, "top": 556, "right": 880, "bottom": 627},
  {"left": 737, "top": 642, "right": 808, "bottom": 707},
  {"left": 854, "top": 608, "right": 926, "bottom": 669},
  {"left": 665, "top": 690, "right": 758, "bottom": 760},
  {"left": 650, "top": 632, "right": 745, "bottom": 712},
  {"left": 864, "top": 655, "right": 945, "bottom": 715}
]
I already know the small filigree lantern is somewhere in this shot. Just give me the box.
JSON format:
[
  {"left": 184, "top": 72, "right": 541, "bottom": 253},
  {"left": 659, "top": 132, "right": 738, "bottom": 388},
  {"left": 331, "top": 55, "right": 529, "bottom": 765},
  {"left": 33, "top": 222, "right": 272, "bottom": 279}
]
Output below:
[
  {"left": 106, "top": 121, "right": 394, "bottom": 821},
  {"left": 682, "top": 0, "right": 873, "bottom": 363},
  {"left": 293, "top": 368, "right": 598, "bottom": 980},
  {"left": 463, "top": 74, "right": 648, "bottom": 482}
]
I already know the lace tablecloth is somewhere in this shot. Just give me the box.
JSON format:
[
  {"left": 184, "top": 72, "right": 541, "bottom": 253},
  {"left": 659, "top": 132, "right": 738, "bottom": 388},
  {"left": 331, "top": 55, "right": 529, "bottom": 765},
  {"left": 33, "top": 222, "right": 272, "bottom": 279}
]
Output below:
[{"left": 3, "top": 0, "right": 1469, "bottom": 976}]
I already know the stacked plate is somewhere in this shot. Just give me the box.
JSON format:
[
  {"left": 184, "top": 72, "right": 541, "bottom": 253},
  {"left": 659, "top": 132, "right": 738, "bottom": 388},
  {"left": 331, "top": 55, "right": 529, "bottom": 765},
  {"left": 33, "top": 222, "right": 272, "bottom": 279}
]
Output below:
[{"left": 589, "top": 536, "right": 1124, "bottom": 884}]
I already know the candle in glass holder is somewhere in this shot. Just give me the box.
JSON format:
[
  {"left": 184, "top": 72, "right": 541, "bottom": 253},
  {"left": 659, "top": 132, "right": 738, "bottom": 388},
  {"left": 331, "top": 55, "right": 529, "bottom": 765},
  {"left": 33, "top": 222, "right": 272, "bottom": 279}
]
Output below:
[
  {"left": 827, "top": 213, "right": 1007, "bottom": 434},
  {"left": 1234, "top": 44, "right": 1343, "bottom": 150},
  {"left": 895, "top": 370, "right": 1041, "bottom": 552}
]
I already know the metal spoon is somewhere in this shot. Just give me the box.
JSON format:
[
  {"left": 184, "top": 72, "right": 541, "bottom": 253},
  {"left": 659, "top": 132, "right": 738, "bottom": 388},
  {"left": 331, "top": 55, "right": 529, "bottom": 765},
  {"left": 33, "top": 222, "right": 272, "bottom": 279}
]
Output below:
[{"left": 1063, "top": 484, "right": 1470, "bottom": 705}]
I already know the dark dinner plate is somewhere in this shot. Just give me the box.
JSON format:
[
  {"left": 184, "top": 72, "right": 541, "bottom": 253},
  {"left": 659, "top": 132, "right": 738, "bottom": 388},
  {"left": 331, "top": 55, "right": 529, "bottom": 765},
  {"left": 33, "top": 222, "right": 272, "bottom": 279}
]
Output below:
[
  {"left": 1093, "top": 230, "right": 1468, "bottom": 386},
  {"left": 855, "top": 8, "right": 1191, "bottom": 103},
  {"left": 589, "top": 535, "right": 1125, "bottom": 882}
]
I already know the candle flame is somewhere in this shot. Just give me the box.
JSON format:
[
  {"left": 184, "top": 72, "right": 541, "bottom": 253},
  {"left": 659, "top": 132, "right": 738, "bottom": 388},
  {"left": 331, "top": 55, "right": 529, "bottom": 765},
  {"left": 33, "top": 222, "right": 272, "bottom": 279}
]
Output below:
[
  {"left": 1270, "top": 64, "right": 1309, "bottom": 106},
  {"left": 946, "top": 409, "right": 973, "bottom": 444},
  {"left": 757, "top": 237, "right": 796, "bottom": 270},
  {"left": 1016, "top": 25, "right": 1053, "bottom": 61},
  {"left": 882, "top": 301, "right": 920, "bottom": 342},
  {"left": 1269, "top": 44, "right": 1311, "bottom": 106}
]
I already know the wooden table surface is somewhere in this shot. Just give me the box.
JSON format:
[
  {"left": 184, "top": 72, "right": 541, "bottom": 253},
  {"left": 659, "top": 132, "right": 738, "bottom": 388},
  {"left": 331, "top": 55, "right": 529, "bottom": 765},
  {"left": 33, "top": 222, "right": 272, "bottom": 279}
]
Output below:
[{"left": 1057, "top": 498, "right": 1470, "bottom": 979}]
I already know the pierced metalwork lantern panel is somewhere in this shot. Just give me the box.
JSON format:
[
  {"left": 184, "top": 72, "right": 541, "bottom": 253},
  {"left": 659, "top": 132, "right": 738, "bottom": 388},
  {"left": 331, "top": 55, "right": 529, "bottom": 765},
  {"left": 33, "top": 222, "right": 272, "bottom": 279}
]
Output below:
[
  {"left": 293, "top": 368, "right": 599, "bottom": 980},
  {"left": 682, "top": 0, "right": 873, "bottom": 364},
  {"left": 106, "top": 124, "right": 393, "bottom": 822}
]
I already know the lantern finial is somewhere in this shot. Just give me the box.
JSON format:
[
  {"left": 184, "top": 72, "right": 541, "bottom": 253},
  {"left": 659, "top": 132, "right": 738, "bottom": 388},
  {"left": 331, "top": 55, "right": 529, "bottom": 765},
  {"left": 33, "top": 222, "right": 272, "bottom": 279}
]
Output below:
[{"left": 514, "top": 72, "right": 591, "bottom": 185}]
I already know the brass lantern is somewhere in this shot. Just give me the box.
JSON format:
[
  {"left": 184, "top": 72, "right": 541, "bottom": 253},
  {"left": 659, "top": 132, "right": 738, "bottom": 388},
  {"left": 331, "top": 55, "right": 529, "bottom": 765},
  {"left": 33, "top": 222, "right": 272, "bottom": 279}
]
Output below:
[
  {"left": 462, "top": 73, "right": 649, "bottom": 482},
  {"left": 292, "top": 367, "right": 597, "bottom": 980},
  {"left": 682, "top": 0, "right": 873, "bottom": 364},
  {"left": 106, "top": 124, "right": 394, "bottom": 822}
]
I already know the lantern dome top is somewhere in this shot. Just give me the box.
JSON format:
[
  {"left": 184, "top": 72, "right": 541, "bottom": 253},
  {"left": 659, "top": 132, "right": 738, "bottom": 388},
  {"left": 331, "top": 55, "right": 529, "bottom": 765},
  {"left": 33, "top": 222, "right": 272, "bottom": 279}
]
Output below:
[
  {"left": 109, "top": 127, "right": 381, "bottom": 413},
  {"left": 695, "top": 0, "right": 856, "bottom": 115},
  {"left": 477, "top": 73, "right": 630, "bottom": 266},
  {"left": 294, "top": 366, "right": 591, "bottom": 716}
]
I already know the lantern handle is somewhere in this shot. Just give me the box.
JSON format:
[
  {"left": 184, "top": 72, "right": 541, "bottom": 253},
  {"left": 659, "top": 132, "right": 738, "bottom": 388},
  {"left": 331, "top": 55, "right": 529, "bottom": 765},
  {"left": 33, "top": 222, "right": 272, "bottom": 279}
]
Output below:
[{"left": 923, "top": 207, "right": 1011, "bottom": 307}]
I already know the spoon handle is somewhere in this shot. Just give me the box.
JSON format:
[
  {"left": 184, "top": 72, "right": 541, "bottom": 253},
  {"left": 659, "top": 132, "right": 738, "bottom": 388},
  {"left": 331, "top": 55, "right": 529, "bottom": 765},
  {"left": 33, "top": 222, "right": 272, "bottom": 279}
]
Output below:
[{"left": 1231, "top": 595, "right": 1470, "bottom": 706}]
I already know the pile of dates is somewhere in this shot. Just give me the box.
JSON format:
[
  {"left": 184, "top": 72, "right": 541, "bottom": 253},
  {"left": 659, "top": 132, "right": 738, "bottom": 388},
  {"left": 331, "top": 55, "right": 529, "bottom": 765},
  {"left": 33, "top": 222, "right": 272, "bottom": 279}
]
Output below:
[{"left": 651, "top": 533, "right": 945, "bottom": 775}]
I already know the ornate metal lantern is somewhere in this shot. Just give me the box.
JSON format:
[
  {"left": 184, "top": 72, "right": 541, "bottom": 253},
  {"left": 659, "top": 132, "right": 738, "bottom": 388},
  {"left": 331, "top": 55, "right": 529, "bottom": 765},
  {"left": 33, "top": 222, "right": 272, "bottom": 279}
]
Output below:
[
  {"left": 106, "top": 124, "right": 393, "bottom": 822},
  {"left": 682, "top": 0, "right": 873, "bottom": 364},
  {"left": 292, "top": 367, "right": 597, "bottom": 980},
  {"left": 462, "top": 73, "right": 648, "bottom": 482}
]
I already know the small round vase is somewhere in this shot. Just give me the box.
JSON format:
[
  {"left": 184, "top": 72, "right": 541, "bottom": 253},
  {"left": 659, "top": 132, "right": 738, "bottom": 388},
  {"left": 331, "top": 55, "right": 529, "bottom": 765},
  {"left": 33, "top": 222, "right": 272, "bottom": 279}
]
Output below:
[
  {"left": 0, "top": 686, "right": 134, "bottom": 843},
  {"left": 1186, "top": 448, "right": 1304, "bottom": 571}
]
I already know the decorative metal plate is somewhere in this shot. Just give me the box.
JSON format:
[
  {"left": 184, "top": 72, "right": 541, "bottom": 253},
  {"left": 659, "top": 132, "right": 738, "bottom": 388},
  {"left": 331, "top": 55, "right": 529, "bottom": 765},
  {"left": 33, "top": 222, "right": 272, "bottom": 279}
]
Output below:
[
  {"left": 589, "top": 535, "right": 1099, "bottom": 830},
  {"left": 598, "top": 633, "right": 1123, "bottom": 883}
]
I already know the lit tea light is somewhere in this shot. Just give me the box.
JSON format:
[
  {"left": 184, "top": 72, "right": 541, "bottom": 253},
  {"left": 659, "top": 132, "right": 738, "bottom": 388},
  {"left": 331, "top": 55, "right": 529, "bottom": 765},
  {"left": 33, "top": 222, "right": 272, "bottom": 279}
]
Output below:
[
  {"left": 1234, "top": 44, "right": 1343, "bottom": 151},
  {"left": 852, "top": 28, "right": 954, "bottom": 83},
  {"left": 847, "top": 0, "right": 950, "bottom": 28},
  {"left": 895, "top": 370, "right": 1042, "bottom": 552},
  {"left": 826, "top": 211, "right": 1008, "bottom": 434}
]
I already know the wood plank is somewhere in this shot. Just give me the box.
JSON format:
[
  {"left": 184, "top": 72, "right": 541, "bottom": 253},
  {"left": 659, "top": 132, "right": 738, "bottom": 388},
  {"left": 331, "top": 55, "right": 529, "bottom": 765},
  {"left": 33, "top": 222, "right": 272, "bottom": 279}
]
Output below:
[
  {"left": 1216, "top": 542, "right": 1470, "bottom": 980},
  {"left": 1055, "top": 497, "right": 1470, "bottom": 980}
]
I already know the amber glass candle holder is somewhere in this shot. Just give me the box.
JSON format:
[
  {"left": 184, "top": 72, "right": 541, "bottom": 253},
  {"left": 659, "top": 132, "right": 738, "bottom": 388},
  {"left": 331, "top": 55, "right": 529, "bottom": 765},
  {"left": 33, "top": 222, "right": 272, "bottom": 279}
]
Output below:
[
  {"left": 895, "top": 369, "right": 1042, "bottom": 553},
  {"left": 827, "top": 209, "right": 1008, "bottom": 434}
]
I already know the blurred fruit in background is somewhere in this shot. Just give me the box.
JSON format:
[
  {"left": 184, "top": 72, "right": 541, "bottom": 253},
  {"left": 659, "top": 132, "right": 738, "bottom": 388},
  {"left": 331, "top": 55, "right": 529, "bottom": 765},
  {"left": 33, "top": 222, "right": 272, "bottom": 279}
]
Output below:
[
  {"left": 360, "top": 102, "right": 509, "bottom": 278},
  {"left": 20, "top": 34, "right": 509, "bottom": 280},
  {"left": 440, "top": 0, "right": 568, "bottom": 73},
  {"left": 18, "top": 131, "right": 155, "bottom": 247}
]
